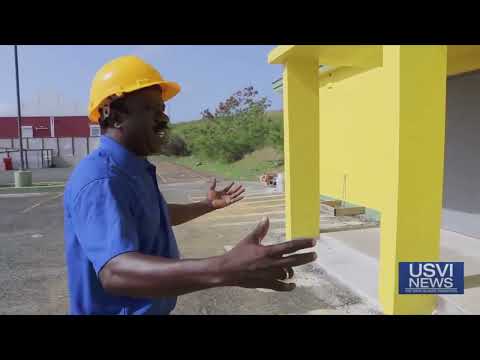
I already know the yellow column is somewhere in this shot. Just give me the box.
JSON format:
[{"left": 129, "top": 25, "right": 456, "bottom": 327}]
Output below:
[
  {"left": 379, "top": 45, "right": 448, "bottom": 314},
  {"left": 282, "top": 58, "right": 320, "bottom": 240}
]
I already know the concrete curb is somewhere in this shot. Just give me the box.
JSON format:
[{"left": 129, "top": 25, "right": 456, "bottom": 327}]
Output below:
[
  {"left": 313, "top": 234, "right": 383, "bottom": 313},
  {"left": 436, "top": 296, "right": 470, "bottom": 315}
]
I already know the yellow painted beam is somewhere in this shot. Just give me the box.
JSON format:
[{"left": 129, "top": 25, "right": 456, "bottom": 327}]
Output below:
[
  {"left": 269, "top": 45, "right": 383, "bottom": 70},
  {"left": 447, "top": 45, "right": 480, "bottom": 76},
  {"left": 268, "top": 45, "right": 296, "bottom": 64},
  {"left": 318, "top": 66, "right": 368, "bottom": 88},
  {"left": 282, "top": 58, "right": 320, "bottom": 240},
  {"left": 379, "top": 45, "right": 447, "bottom": 315}
]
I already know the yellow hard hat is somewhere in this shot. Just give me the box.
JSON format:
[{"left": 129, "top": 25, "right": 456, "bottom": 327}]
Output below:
[{"left": 88, "top": 55, "right": 181, "bottom": 123}]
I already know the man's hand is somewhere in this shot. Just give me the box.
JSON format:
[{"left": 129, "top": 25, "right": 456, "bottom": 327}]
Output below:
[
  {"left": 167, "top": 178, "right": 244, "bottom": 226},
  {"left": 207, "top": 178, "right": 245, "bottom": 210},
  {"left": 220, "top": 217, "right": 318, "bottom": 292},
  {"left": 99, "top": 216, "right": 317, "bottom": 298}
]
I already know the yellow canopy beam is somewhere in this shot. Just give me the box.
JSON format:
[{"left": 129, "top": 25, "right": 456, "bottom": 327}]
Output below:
[
  {"left": 268, "top": 45, "right": 383, "bottom": 70},
  {"left": 447, "top": 45, "right": 480, "bottom": 76}
]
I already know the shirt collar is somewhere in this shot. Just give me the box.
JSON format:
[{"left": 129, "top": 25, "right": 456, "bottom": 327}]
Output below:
[{"left": 100, "top": 135, "right": 155, "bottom": 175}]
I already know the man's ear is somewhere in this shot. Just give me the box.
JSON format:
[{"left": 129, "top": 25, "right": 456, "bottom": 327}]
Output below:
[{"left": 112, "top": 112, "right": 126, "bottom": 129}]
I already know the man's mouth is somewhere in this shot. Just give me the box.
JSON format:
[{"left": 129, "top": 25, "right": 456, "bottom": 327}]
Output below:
[
  {"left": 154, "top": 118, "right": 169, "bottom": 138},
  {"left": 154, "top": 127, "right": 168, "bottom": 138}
]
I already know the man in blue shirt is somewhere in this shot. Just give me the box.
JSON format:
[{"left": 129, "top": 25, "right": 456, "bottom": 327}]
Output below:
[{"left": 64, "top": 55, "right": 317, "bottom": 315}]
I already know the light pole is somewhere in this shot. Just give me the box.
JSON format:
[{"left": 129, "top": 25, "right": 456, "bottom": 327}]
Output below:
[
  {"left": 13, "top": 45, "right": 32, "bottom": 187},
  {"left": 14, "top": 45, "right": 25, "bottom": 171}
]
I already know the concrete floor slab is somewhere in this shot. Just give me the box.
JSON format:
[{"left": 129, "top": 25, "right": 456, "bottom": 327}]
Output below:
[{"left": 315, "top": 227, "right": 480, "bottom": 314}]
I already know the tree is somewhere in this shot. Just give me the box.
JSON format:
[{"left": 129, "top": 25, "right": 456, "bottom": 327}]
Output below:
[
  {"left": 200, "top": 86, "right": 271, "bottom": 120},
  {"left": 171, "top": 86, "right": 282, "bottom": 164}
]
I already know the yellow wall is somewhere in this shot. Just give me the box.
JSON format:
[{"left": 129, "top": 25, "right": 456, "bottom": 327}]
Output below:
[
  {"left": 319, "top": 66, "right": 395, "bottom": 214},
  {"left": 318, "top": 46, "right": 447, "bottom": 314},
  {"left": 270, "top": 44, "right": 450, "bottom": 314},
  {"left": 318, "top": 46, "right": 480, "bottom": 213}
]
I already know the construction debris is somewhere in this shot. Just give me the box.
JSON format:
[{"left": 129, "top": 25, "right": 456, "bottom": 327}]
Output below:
[
  {"left": 320, "top": 200, "right": 365, "bottom": 217},
  {"left": 259, "top": 173, "right": 278, "bottom": 187}
]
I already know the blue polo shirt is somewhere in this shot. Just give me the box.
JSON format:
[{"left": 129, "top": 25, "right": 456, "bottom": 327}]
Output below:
[{"left": 64, "top": 135, "right": 180, "bottom": 315}]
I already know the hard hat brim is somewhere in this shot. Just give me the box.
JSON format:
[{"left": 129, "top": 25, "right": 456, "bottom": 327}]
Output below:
[
  {"left": 88, "top": 80, "right": 181, "bottom": 123},
  {"left": 160, "top": 80, "right": 181, "bottom": 102}
]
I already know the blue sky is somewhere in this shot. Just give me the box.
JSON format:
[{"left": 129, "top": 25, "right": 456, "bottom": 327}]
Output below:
[{"left": 0, "top": 45, "right": 283, "bottom": 123}]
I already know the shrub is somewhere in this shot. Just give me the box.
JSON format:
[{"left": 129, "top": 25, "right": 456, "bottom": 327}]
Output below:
[{"left": 172, "top": 87, "right": 284, "bottom": 163}]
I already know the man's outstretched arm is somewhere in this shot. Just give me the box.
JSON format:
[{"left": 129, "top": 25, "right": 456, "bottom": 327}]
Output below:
[
  {"left": 100, "top": 252, "right": 225, "bottom": 298},
  {"left": 99, "top": 217, "right": 317, "bottom": 298},
  {"left": 167, "top": 201, "right": 215, "bottom": 226}
]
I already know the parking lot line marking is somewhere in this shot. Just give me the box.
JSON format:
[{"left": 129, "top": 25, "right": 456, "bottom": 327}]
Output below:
[
  {"left": 202, "top": 210, "right": 285, "bottom": 220},
  {"left": 237, "top": 198, "right": 285, "bottom": 206},
  {"left": 243, "top": 193, "right": 284, "bottom": 199},
  {"left": 161, "top": 180, "right": 206, "bottom": 188},
  {"left": 157, "top": 173, "right": 168, "bottom": 183},
  {"left": 189, "top": 193, "right": 284, "bottom": 202},
  {"left": 238, "top": 203, "right": 285, "bottom": 210},
  {"left": 20, "top": 192, "right": 64, "bottom": 214},
  {"left": 212, "top": 218, "right": 286, "bottom": 227},
  {"left": 0, "top": 192, "right": 49, "bottom": 198}
]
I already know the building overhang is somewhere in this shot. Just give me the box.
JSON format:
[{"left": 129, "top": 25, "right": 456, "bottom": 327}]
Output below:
[{"left": 270, "top": 45, "right": 480, "bottom": 92}]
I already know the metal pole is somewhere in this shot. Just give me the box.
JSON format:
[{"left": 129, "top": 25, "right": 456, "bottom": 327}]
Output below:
[{"left": 14, "top": 45, "right": 25, "bottom": 171}]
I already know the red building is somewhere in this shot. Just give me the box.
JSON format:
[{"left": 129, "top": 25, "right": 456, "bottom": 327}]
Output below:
[{"left": 0, "top": 116, "right": 98, "bottom": 138}]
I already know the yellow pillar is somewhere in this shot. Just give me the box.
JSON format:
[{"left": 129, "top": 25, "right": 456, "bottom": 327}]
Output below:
[
  {"left": 282, "top": 58, "right": 320, "bottom": 240},
  {"left": 379, "top": 45, "right": 448, "bottom": 314}
]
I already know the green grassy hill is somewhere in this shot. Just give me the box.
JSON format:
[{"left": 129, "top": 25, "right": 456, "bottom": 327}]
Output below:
[
  {"left": 156, "top": 146, "right": 283, "bottom": 181},
  {"left": 162, "top": 110, "right": 284, "bottom": 180}
]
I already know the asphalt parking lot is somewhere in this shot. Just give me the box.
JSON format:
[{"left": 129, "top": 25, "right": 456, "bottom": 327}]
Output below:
[{"left": 0, "top": 164, "right": 379, "bottom": 315}]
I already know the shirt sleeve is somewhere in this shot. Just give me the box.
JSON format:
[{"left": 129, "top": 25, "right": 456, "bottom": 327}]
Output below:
[{"left": 70, "top": 177, "right": 140, "bottom": 276}]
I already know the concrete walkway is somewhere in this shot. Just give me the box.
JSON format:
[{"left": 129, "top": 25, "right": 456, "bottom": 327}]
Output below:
[{"left": 313, "top": 227, "right": 480, "bottom": 314}]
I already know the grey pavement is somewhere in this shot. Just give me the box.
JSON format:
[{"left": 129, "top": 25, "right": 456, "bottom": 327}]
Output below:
[
  {"left": 0, "top": 167, "right": 73, "bottom": 186},
  {"left": 0, "top": 160, "right": 379, "bottom": 315}
]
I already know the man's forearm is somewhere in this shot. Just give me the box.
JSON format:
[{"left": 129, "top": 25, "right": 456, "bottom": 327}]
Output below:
[
  {"left": 100, "top": 252, "right": 231, "bottom": 298},
  {"left": 168, "top": 201, "right": 215, "bottom": 226}
]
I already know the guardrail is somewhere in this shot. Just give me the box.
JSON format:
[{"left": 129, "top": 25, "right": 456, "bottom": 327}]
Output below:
[
  {"left": 0, "top": 136, "right": 100, "bottom": 170},
  {"left": 0, "top": 148, "right": 55, "bottom": 169}
]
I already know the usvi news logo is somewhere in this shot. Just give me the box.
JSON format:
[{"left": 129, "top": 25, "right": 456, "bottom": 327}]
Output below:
[{"left": 399, "top": 262, "right": 464, "bottom": 295}]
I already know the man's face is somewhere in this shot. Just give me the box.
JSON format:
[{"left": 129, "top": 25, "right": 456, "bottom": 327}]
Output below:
[{"left": 119, "top": 86, "right": 170, "bottom": 156}]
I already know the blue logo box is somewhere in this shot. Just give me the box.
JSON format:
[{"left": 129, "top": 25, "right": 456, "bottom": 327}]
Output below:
[{"left": 399, "top": 262, "right": 464, "bottom": 294}]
